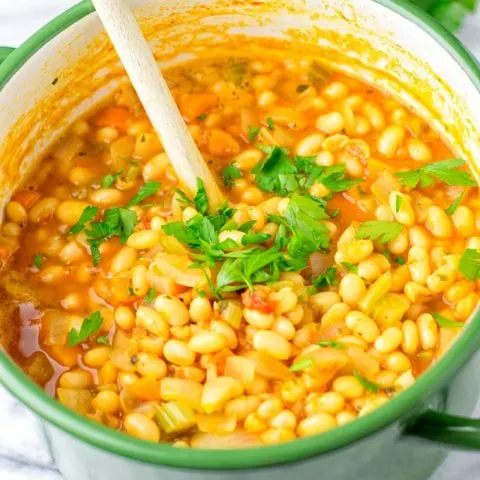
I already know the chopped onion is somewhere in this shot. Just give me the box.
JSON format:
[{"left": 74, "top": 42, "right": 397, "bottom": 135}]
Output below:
[
  {"left": 190, "top": 431, "right": 262, "bottom": 449},
  {"left": 244, "top": 351, "right": 293, "bottom": 381},
  {"left": 149, "top": 253, "right": 206, "bottom": 287}
]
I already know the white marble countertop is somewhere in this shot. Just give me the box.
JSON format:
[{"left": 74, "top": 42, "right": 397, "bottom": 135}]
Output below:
[{"left": 0, "top": 1, "right": 479, "bottom": 479}]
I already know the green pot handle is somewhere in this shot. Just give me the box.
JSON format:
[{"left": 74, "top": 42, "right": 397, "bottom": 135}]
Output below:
[
  {"left": 406, "top": 409, "right": 480, "bottom": 450},
  {"left": 0, "top": 47, "right": 15, "bottom": 65}
]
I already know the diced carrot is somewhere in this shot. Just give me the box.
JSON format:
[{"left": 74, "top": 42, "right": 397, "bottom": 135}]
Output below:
[
  {"left": 12, "top": 190, "right": 41, "bottom": 210},
  {"left": 129, "top": 376, "right": 162, "bottom": 401},
  {"left": 48, "top": 345, "right": 80, "bottom": 367},
  {"left": 180, "top": 92, "right": 218, "bottom": 122},
  {"left": 93, "top": 106, "right": 131, "bottom": 130},
  {"left": 208, "top": 129, "right": 241, "bottom": 157}
]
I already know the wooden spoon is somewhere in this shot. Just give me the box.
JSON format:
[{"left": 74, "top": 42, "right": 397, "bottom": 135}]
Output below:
[{"left": 91, "top": 0, "right": 225, "bottom": 210}]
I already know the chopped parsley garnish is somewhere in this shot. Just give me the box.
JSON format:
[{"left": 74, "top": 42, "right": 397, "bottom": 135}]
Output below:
[
  {"left": 252, "top": 146, "right": 298, "bottom": 196},
  {"left": 128, "top": 287, "right": 136, "bottom": 296},
  {"left": 284, "top": 194, "right": 330, "bottom": 269},
  {"left": 222, "top": 163, "right": 243, "bottom": 188},
  {"left": 101, "top": 171, "right": 123, "bottom": 189},
  {"left": 175, "top": 188, "right": 194, "bottom": 207},
  {"left": 445, "top": 190, "right": 465, "bottom": 215},
  {"left": 432, "top": 312, "right": 464, "bottom": 329},
  {"left": 353, "top": 370, "right": 380, "bottom": 393},
  {"left": 317, "top": 340, "right": 346, "bottom": 349},
  {"left": 458, "top": 248, "right": 480, "bottom": 281},
  {"left": 316, "top": 164, "right": 362, "bottom": 192},
  {"left": 266, "top": 117, "right": 275, "bottom": 130},
  {"left": 312, "top": 267, "right": 338, "bottom": 289},
  {"left": 396, "top": 257, "right": 406, "bottom": 265},
  {"left": 96, "top": 335, "right": 109, "bottom": 345},
  {"left": 81, "top": 207, "right": 138, "bottom": 266},
  {"left": 33, "top": 254, "right": 43, "bottom": 269},
  {"left": 67, "top": 311, "right": 103, "bottom": 347},
  {"left": 196, "top": 113, "right": 207, "bottom": 121},
  {"left": 296, "top": 84, "right": 309, "bottom": 93},
  {"left": 289, "top": 357, "right": 313, "bottom": 372},
  {"left": 341, "top": 262, "right": 358, "bottom": 273},
  {"left": 197, "top": 290, "right": 207, "bottom": 298},
  {"left": 383, "top": 250, "right": 392, "bottom": 261},
  {"left": 356, "top": 221, "right": 404, "bottom": 244},
  {"left": 194, "top": 178, "right": 209, "bottom": 215},
  {"left": 216, "top": 247, "right": 281, "bottom": 292},
  {"left": 395, "top": 194, "right": 403, "bottom": 213},
  {"left": 127, "top": 180, "right": 161, "bottom": 207},
  {"left": 247, "top": 125, "right": 261, "bottom": 143},
  {"left": 251, "top": 147, "right": 360, "bottom": 196},
  {"left": 145, "top": 288, "right": 157, "bottom": 304},
  {"left": 241, "top": 232, "right": 271, "bottom": 246},
  {"left": 395, "top": 159, "right": 476, "bottom": 188},
  {"left": 69, "top": 206, "right": 99, "bottom": 235}
]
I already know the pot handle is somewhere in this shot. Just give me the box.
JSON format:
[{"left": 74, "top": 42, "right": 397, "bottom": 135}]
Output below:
[
  {"left": 0, "top": 47, "right": 15, "bottom": 65},
  {"left": 406, "top": 409, "right": 480, "bottom": 450}
]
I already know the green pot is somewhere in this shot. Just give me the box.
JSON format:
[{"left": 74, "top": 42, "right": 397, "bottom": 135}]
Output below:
[{"left": 0, "top": 1, "right": 479, "bottom": 479}]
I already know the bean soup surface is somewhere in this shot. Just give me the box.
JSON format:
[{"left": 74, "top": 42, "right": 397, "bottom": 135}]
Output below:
[{"left": 2, "top": 56, "right": 479, "bottom": 448}]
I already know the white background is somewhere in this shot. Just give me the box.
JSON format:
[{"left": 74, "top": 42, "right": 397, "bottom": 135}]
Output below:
[{"left": 0, "top": 1, "right": 479, "bottom": 479}]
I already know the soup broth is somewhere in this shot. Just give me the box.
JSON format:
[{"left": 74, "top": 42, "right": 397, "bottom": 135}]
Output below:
[{"left": 2, "top": 56, "right": 478, "bottom": 448}]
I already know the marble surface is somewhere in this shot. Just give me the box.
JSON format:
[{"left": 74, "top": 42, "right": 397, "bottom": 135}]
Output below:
[{"left": 0, "top": 1, "right": 479, "bottom": 479}]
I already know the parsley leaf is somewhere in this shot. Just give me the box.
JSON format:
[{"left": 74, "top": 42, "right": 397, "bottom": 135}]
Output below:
[
  {"left": 144, "top": 288, "right": 156, "bottom": 303},
  {"left": 266, "top": 117, "right": 275, "bottom": 130},
  {"left": 353, "top": 370, "right": 380, "bottom": 393},
  {"left": 317, "top": 340, "right": 346, "bottom": 349},
  {"left": 396, "top": 257, "right": 406, "bottom": 265},
  {"left": 67, "top": 311, "right": 103, "bottom": 347},
  {"left": 33, "top": 254, "right": 43, "bottom": 269},
  {"left": 432, "top": 312, "right": 464, "bottom": 329},
  {"left": 216, "top": 248, "right": 281, "bottom": 291},
  {"left": 196, "top": 113, "right": 207, "bottom": 121},
  {"left": 69, "top": 206, "right": 99, "bottom": 235},
  {"left": 222, "top": 163, "right": 243, "bottom": 188},
  {"left": 458, "top": 248, "right": 480, "bottom": 281},
  {"left": 101, "top": 171, "right": 123, "bottom": 189},
  {"left": 395, "top": 159, "right": 476, "bottom": 188},
  {"left": 127, "top": 180, "right": 161, "bottom": 207},
  {"left": 97, "top": 335, "right": 109, "bottom": 345},
  {"left": 252, "top": 146, "right": 298, "bottom": 195},
  {"left": 175, "top": 188, "right": 194, "bottom": 207},
  {"left": 85, "top": 207, "right": 138, "bottom": 265},
  {"left": 445, "top": 190, "right": 465, "bottom": 215},
  {"left": 318, "top": 164, "right": 362, "bottom": 192},
  {"left": 284, "top": 194, "right": 330, "bottom": 268},
  {"left": 247, "top": 125, "right": 261, "bottom": 143},
  {"left": 312, "top": 267, "right": 338, "bottom": 289},
  {"left": 395, "top": 194, "right": 403, "bottom": 213},
  {"left": 341, "top": 261, "right": 358, "bottom": 273},
  {"left": 289, "top": 357, "right": 312, "bottom": 372},
  {"left": 242, "top": 232, "right": 271, "bottom": 246},
  {"left": 356, "top": 221, "right": 404, "bottom": 244},
  {"left": 194, "top": 178, "right": 209, "bottom": 215}
]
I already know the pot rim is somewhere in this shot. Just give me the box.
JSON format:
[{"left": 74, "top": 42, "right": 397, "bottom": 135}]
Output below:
[{"left": 0, "top": 0, "right": 480, "bottom": 471}]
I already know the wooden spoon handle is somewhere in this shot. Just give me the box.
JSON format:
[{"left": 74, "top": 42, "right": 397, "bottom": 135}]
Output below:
[{"left": 91, "top": 0, "right": 225, "bottom": 210}]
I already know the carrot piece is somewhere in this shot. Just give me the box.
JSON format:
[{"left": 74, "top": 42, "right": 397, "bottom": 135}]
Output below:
[
  {"left": 49, "top": 345, "right": 81, "bottom": 367},
  {"left": 129, "top": 376, "right": 162, "bottom": 401},
  {"left": 12, "top": 190, "right": 41, "bottom": 210},
  {"left": 93, "top": 106, "right": 131, "bottom": 130},
  {"left": 180, "top": 92, "right": 218, "bottom": 122},
  {"left": 208, "top": 129, "right": 241, "bottom": 157}
]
